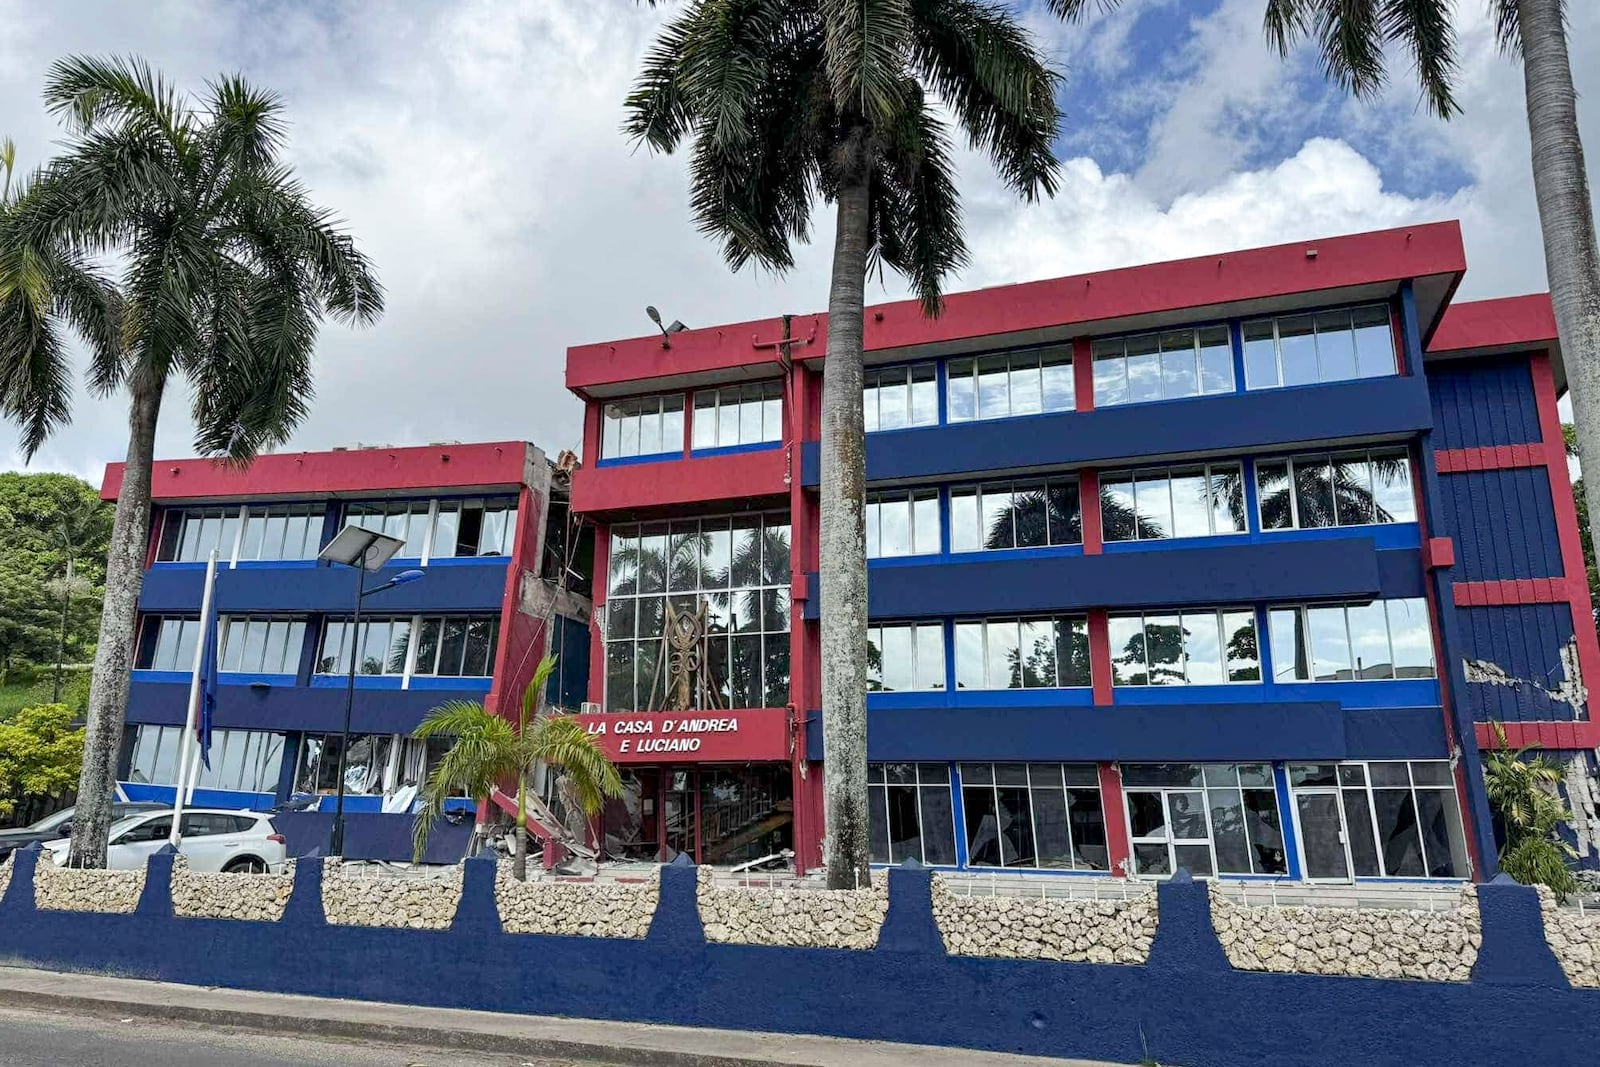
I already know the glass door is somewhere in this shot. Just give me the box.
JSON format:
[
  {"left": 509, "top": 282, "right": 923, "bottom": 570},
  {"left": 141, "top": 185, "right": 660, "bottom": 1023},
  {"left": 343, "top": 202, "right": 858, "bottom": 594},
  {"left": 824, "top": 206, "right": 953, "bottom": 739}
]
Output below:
[
  {"left": 663, "top": 769, "right": 697, "bottom": 862},
  {"left": 1294, "top": 791, "right": 1352, "bottom": 882}
]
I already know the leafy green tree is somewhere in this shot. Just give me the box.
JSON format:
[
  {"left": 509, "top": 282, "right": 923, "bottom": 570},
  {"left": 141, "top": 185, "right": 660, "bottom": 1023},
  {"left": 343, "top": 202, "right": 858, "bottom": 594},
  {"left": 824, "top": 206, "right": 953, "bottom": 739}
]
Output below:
[
  {"left": 0, "top": 702, "right": 84, "bottom": 818},
  {"left": 627, "top": 0, "right": 1074, "bottom": 888},
  {"left": 0, "top": 57, "right": 383, "bottom": 867},
  {"left": 413, "top": 655, "right": 624, "bottom": 880},
  {"left": 1481, "top": 721, "right": 1578, "bottom": 900}
]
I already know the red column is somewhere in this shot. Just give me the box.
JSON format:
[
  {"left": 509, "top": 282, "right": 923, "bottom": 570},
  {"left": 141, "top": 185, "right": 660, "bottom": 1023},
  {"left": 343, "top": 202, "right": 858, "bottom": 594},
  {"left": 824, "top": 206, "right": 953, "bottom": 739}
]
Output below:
[
  {"left": 1097, "top": 763, "right": 1130, "bottom": 877},
  {"left": 1087, "top": 610, "right": 1113, "bottom": 706},
  {"left": 1073, "top": 337, "right": 1094, "bottom": 412},
  {"left": 787, "top": 362, "right": 820, "bottom": 874},
  {"left": 1080, "top": 470, "right": 1102, "bottom": 555}
]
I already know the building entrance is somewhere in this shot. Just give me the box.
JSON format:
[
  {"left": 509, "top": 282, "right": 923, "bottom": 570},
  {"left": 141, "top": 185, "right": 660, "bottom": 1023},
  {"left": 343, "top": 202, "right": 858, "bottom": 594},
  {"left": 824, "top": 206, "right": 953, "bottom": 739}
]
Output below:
[{"left": 601, "top": 764, "right": 792, "bottom": 866}]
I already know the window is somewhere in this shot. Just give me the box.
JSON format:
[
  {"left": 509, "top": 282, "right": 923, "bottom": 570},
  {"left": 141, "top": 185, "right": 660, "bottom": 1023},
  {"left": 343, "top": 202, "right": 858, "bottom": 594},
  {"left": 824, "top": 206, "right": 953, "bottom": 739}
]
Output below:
[
  {"left": 606, "top": 513, "right": 791, "bottom": 712},
  {"left": 431, "top": 498, "right": 519, "bottom": 557},
  {"left": 1243, "top": 305, "right": 1395, "bottom": 390},
  {"left": 948, "top": 347, "right": 1073, "bottom": 423},
  {"left": 954, "top": 616, "right": 1090, "bottom": 689},
  {"left": 412, "top": 616, "right": 500, "bottom": 677},
  {"left": 294, "top": 733, "right": 462, "bottom": 797},
  {"left": 1093, "top": 326, "right": 1233, "bottom": 407},
  {"left": 1256, "top": 449, "right": 1415, "bottom": 530},
  {"left": 691, "top": 382, "right": 782, "bottom": 450},
  {"left": 342, "top": 500, "right": 430, "bottom": 558},
  {"left": 1288, "top": 761, "right": 1468, "bottom": 879},
  {"left": 1108, "top": 608, "right": 1259, "bottom": 686},
  {"left": 1268, "top": 598, "right": 1434, "bottom": 681},
  {"left": 317, "top": 617, "right": 414, "bottom": 676},
  {"left": 127, "top": 725, "right": 284, "bottom": 794},
  {"left": 237, "top": 504, "right": 323, "bottom": 561},
  {"left": 157, "top": 507, "right": 242, "bottom": 563},
  {"left": 135, "top": 616, "right": 201, "bottom": 671},
  {"left": 866, "top": 490, "right": 940, "bottom": 558},
  {"left": 1101, "top": 462, "right": 1244, "bottom": 542},
  {"left": 867, "top": 623, "right": 945, "bottom": 691},
  {"left": 602, "top": 394, "right": 685, "bottom": 459},
  {"left": 868, "top": 763, "right": 957, "bottom": 865},
  {"left": 1123, "top": 763, "right": 1287, "bottom": 878},
  {"left": 950, "top": 478, "right": 1080, "bottom": 552},
  {"left": 219, "top": 616, "right": 307, "bottom": 674},
  {"left": 960, "top": 762, "right": 1107, "bottom": 870},
  {"left": 864, "top": 364, "right": 938, "bottom": 431}
]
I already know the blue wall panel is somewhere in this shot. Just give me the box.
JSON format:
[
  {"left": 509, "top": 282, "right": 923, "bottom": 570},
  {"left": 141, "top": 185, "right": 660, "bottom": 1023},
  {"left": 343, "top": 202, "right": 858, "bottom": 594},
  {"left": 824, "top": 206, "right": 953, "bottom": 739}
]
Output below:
[
  {"left": 138, "top": 560, "right": 509, "bottom": 615},
  {"left": 1456, "top": 603, "right": 1582, "bottom": 723},
  {"left": 1427, "top": 356, "right": 1540, "bottom": 450},
  {"left": 3, "top": 852, "right": 1587, "bottom": 1067},
  {"left": 1436, "top": 469, "right": 1563, "bottom": 581},
  {"left": 127, "top": 677, "right": 494, "bottom": 735},
  {"left": 801, "top": 374, "right": 1433, "bottom": 486}
]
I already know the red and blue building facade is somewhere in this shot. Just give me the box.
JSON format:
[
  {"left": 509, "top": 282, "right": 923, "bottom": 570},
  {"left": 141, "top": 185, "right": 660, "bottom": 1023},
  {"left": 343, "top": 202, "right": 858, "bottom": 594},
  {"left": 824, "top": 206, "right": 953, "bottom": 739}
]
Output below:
[
  {"left": 103, "top": 440, "right": 591, "bottom": 859},
  {"left": 566, "top": 220, "right": 1599, "bottom": 881}
]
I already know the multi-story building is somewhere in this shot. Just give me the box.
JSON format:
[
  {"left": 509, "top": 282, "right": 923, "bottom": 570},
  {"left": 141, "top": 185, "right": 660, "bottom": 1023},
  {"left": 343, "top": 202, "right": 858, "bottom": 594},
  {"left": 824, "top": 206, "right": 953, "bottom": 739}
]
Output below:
[
  {"left": 103, "top": 440, "right": 592, "bottom": 859},
  {"left": 565, "top": 220, "right": 1599, "bottom": 881}
]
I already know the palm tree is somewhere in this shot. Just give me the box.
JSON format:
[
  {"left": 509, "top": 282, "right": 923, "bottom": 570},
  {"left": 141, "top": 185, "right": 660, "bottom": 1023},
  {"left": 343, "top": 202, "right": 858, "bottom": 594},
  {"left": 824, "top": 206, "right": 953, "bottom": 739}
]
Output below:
[
  {"left": 1258, "top": 1, "right": 1600, "bottom": 616},
  {"left": 1481, "top": 721, "right": 1578, "bottom": 899},
  {"left": 627, "top": 0, "right": 1070, "bottom": 889},
  {"left": 0, "top": 56, "right": 383, "bottom": 867},
  {"left": 412, "top": 655, "right": 624, "bottom": 880}
]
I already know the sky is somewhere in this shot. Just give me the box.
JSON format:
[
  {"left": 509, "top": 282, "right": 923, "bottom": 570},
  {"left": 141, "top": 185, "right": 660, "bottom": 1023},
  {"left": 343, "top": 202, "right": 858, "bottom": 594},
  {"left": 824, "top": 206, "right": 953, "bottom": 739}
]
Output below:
[{"left": 1, "top": 0, "right": 1597, "bottom": 484}]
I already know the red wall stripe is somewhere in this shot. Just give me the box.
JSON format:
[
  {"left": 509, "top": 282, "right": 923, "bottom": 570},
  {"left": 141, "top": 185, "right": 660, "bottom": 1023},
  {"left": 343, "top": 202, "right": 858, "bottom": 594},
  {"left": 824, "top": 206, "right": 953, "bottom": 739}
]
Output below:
[{"left": 1434, "top": 444, "right": 1543, "bottom": 473}]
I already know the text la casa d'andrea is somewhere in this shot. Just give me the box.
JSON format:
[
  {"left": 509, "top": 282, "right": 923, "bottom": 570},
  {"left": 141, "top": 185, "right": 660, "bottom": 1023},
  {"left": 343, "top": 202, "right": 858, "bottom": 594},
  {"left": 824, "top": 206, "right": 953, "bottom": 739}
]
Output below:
[{"left": 584, "top": 715, "right": 741, "bottom": 754}]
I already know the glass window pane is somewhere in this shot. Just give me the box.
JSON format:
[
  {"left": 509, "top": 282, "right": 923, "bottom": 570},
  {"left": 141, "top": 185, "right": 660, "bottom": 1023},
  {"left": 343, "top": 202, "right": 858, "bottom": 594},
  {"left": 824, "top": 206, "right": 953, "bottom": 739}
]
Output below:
[
  {"left": 1269, "top": 608, "right": 1307, "bottom": 682},
  {"left": 1124, "top": 334, "right": 1161, "bottom": 403},
  {"left": 219, "top": 511, "right": 242, "bottom": 561},
  {"left": 1127, "top": 792, "right": 1168, "bottom": 838},
  {"left": 976, "top": 355, "right": 1011, "bottom": 420},
  {"left": 1243, "top": 321, "right": 1278, "bottom": 389},
  {"left": 1109, "top": 614, "right": 1147, "bottom": 686},
  {"left": 692, "top": 391, "right": 718, "bottom": 448},
  {"left": 947, "top": 360, "right": 975, "bottom": 422},
  {"left": 1332, "top": 452, "right": 1375, "bottom": 526},
  {"left": 1013, "top": 486, "right": 1048, "bottom": 549},
  {"left": 950, "top": 488, "right": 979, "bottom": 553},
  {"left": 1314, "top": 310, "right": 1358, "bottom": 381},
  {"left": 1055, "top": 617, "right": 1091, "bottom": 687},
  {"left": 1101, "top": 476, "right": 1137, "bottom": 542},
  {"left": 1160, "top": 331, "right": 1199, "bottom": 398},
  {"left": 1093, "top": 342, "right": 1127, "bottom": 407},
  {"left": 1340, "top": 788, "right": 1382, "bottom": 877},
  {"left": 1352, "top": 306, "right": 1396, "bottom": 378},
  {"left": 954, "top": 622, "right": 985, "bottom": 689},
  {"left": 1032, "top": 787, "right": 1072, "bottom": 868},
  {"left": 1243, "top": 788, "right": 1287, "bottom": 874},
  {"left": 1347, "top": 601, "right": 1394, "bottom": 680},
  {"left": 1307, "top": 606, "right": 1352, "bottom": 681},
  {"left": 982, "top": 487, "right": 1014, "bottom": 550},
  {"left": 437, "top": 618, "right": 468, "bottom": 676},
  {"left": 920, "top": 785, "right": 957, "bottom": 865},
  {"left": 464, "top": 618, "right": 495, "bottom": 676},
  {"left": 878, "top": 496, "right": 911, "bottom": 557},
  {"left": 987, "top": 620, "right": 1020, "bottom": 689},
  {"left": 869, "top": 786, "right": 891, "bottom": 863},
  {"left": 602, "top": 405, "right": 623, "bottom": 458},
  {"left": 1208, "top": 464, "right": 1245, "bottom": 534},
  {"left": 1069, "top": 787, "right": 1109, "bottom": 870},
  {"left": 1373, "top": 789, "right": 1426, "bottom": 877},
  {"left": 638, "top": 400, "right": 662, "bottom": 455},
  {"left": 1371, "top": 451, "right": 1415, "bottom": 523},
  {"left": 909, "top": 365, "right": 938, "bottom": 427},
  {"left": 1046, "top": 481, "right": 1080, "bottom": 545},
  {"left": 1277, "top": 315, "right": 1319, "bottom": 386},
  {"left": 1255, "top": 460, "right": 1293, "bottom": 530},
  {"left": 729, "top": 517, "right": 759, "bottom": 587},
  {"left": 760, "top": 385, "right": 782, "bottom": 442},
  {"left": 638, "top": 526, "right": 669, "bottom": 593},
  {"left": 1019, "top": 620, "right": 1055, "bottom": 687},
  {"left": 219, "top": 619, "right": 245, "bottom": 672},
  {"left": 1387, "top": 598, "right": 1435, "bottom": 678},
  {"left": 1415, "top": 788, "right": 1468, "bottom": 878},
  {"left": 997, "top": 786, "right": 1034, "bottom": 867},
  {"left": 241, "top": 618, "right": 268, "bottom": 673},
  {"left": 963, "top": 784, "right": 1002, "bottom": 867},
  {"left": 1209, "top": 787, "right": 1250, "bottom": 874},
  {"left": 866, "top": 628, "right": 884, "bottom": 691},
  {"left": 1182, "top": 610, "right": 1224, "bottom": 685},
  {"left": 1169, "top": 470, "right": 1211, "bottom": 539},
  {"left": 1009, "top": 359, "right": 1042, "bottom": 416},
  {"left": 880, "top": 625, "right": 915, "bottom": 693},
  {"left": 1144, "top": 614, "right": 1184, "bottom": 685},
  {"left": 1293, "top": 456, "right": 1336, "bottom": 529},
  {"left": 717, "top": 390, "right": 741, "bottom": 446},
  {"left": 663, "top": 397, "right": 685, "bottom": 452},
  {"left": 1134, "top": 472, "right": 1173, "bottom": 539},
  {"left": 1198, "top": 326, "right": 1234, "bottom": 394},
  {"left": 916, "top": 624, "right": 946, "bottom": 690},
  {"left": 619, "top": 407, "right": 641, "bottom": 456},
  {"left": 1041, "top": 352, "right": 1073, "bottom": 412},
  {"left": 701, "top": 519, "right": 731, "bottom": 589},
  {"left": 885, "top": 783, "right": 921, "bottom": 862},
  {"left": 1223, "top": 611, "right": 1260, "bottom": 682},
  {"left": 878, "top": 372, "right": 908, "bottom": 431},
  {"left": 912, "top": 492, "right": 940, "bottom": 555}
]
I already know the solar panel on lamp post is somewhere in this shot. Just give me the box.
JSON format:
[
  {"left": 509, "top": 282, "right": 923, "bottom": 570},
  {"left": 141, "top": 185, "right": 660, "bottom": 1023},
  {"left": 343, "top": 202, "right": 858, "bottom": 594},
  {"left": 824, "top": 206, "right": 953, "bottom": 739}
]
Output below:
[{"left": 317, "top": 525, "right": 424, "bottom": 858}]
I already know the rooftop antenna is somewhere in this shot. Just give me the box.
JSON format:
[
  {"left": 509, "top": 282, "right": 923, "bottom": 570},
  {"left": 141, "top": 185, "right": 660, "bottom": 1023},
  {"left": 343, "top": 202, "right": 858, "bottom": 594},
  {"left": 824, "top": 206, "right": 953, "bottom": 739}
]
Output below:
[{"left": 646, "top": 305, "right": 687, "bottom": 349}]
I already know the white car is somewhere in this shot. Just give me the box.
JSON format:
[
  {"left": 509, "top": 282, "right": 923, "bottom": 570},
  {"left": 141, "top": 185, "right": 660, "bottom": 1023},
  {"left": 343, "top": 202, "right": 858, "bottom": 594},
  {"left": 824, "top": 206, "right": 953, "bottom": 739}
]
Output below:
[{"left": 45, "top": 809, "right": 288, "bottom": 874}]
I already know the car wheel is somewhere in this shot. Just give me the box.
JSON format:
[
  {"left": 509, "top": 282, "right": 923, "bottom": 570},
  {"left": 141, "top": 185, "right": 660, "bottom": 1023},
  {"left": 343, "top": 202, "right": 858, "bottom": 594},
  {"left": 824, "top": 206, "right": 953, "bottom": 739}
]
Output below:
[{"left": 223, "top": 856, "right": 268, "bottom": 875}]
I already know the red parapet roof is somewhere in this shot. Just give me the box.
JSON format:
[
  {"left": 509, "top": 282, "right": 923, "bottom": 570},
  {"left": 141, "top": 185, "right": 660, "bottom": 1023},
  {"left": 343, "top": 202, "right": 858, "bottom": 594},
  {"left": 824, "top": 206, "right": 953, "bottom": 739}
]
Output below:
[
  {"left": 101, "top": 441, "right": 533, "bottom": 503},
  {"left": 1426, "top": 293, "right": 1557, "bottom": 354},
  {"left": 567, "top": 220, "right": 1467, "bottom": 395}
]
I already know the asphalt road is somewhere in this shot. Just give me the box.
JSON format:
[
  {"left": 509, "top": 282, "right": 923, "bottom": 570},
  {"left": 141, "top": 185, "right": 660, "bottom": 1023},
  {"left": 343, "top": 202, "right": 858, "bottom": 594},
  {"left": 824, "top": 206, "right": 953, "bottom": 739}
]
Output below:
[{"left": 0, "top": 1006, "right": 603, "bottom": 1066}]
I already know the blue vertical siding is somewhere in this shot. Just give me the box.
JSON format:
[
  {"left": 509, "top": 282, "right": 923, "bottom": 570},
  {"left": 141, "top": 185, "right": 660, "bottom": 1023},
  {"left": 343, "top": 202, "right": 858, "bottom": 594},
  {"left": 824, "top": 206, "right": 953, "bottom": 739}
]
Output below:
[
  {"left": 1436, "top": 468, "right": 1564, "bottom": 580},
  {"left": 546, "top": 613, "right": 591, "bottom": 709},
  {"left": 1456, "top": 603, "right": 1580, "bottom": 723},
  {"left": 1426, "top": 356, "right": 1541, "bottom": 449}
]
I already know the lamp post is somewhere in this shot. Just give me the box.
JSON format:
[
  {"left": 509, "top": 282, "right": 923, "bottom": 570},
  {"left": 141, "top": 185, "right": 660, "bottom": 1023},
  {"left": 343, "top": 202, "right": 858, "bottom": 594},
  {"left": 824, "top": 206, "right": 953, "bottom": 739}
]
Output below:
[{"left": 317, "top": 524, "right": 424, "bottom": 857}]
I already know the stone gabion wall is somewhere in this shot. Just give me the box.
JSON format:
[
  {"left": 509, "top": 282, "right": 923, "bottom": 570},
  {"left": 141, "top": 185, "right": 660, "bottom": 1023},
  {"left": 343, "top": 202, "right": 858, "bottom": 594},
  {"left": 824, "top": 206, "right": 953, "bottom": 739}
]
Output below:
[
  {"left": 0, "top": 854, "right": 11, "bottom": 902},
  {"left": 1538, "top": 888, "right": 1600, "bottom": 988},
  {"left": 320, "top": 859, "right": 463, "bottom": 929},
  {"left": 696, "top": 869, "right": 889, "bottom": 950},
  {"left": 496, "top": 867, "right": 659, "bottom": 938},
  {"left": 33, "top": 859, "right": 145, "bottom": 914},
  {"left": 930, "top": 876, "right": 1157, "bottom": 963},
  {"left": 169, "top": 857, "right": 294, "bottom": 922},
  {"left": 1209, "top": 884, "right": 1481, "bottom": 981}
]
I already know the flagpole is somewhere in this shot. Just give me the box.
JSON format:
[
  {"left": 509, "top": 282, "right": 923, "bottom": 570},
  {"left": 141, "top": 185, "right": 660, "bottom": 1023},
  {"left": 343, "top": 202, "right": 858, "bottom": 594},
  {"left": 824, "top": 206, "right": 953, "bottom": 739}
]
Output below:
[{"left": 169, "top": 549, "right": 219, "bottom": 848}]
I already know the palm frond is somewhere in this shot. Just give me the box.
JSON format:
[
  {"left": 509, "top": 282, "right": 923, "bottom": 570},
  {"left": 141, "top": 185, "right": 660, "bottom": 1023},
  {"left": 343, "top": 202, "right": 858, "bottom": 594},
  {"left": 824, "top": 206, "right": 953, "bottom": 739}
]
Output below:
[
  {"left": 873, "top": 85, "right": 968, "bottom": 315},
  {"left": 525, "top": 714, "right": 625, "bottom": 816},
  {"left": 819, "top": 0, "right": 913, "bottom": 123},
  {"left": 1378, "top": 0, "right": 1459, "bottom": 118},
  {"left": 43, "top": 55, "right": 194, "bottom": 154},
  {"left": 1040, "top": 0, "right": 1121, "bottom": 20}
]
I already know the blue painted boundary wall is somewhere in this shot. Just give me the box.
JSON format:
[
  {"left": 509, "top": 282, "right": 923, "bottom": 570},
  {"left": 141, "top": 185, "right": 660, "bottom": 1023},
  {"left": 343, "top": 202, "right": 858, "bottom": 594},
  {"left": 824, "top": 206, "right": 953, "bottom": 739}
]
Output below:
[{"left": 1, "top": 846, "right": 1596, "bottom": 1067}]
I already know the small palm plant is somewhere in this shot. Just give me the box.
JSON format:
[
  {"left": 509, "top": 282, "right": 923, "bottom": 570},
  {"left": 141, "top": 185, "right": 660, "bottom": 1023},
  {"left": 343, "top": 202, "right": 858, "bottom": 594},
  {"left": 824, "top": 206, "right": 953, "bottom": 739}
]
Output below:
[
  {"left": 411, "top": 655, "right": 623, "bottom": 880},
  {"left": 1482, "top": 721, "right": 1579, "bottom": 901}
]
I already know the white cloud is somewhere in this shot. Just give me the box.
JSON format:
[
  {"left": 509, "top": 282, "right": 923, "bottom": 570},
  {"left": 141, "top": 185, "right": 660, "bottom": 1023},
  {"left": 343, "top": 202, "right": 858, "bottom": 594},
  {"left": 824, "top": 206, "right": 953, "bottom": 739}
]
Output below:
[{"left": 0, "top": 0, "right": 1595, "bottom": 482}]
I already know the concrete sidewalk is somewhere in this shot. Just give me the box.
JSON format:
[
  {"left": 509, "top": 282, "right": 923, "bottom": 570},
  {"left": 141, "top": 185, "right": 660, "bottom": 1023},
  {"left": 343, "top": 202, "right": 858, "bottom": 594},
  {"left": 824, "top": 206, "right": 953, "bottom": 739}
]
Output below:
[{"left": 0, "top": 965, "right": 1125, "bottom": 1066}]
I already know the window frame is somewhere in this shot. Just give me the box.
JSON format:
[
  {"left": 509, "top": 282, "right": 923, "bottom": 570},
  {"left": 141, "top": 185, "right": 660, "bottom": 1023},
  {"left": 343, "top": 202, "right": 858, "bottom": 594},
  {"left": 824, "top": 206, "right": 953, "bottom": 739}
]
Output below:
[
  {"left": 953, "top": 615, "right": 1090, "bottom": 691},
  {"left": 1107, "top": 608, "right": 1261, "bottom": 687},
  {"left": 600, "top": 393, "right": 687, "bottom": 461},
  {"left": 957, "top": 761, "right": 1108, "bottom": 871},
  {"left": 1091, "top": 324, "right": 1234, "bottom": 408},
  {"left": 690, "top": 381, "right": 784, "bottom": 451},
  {"left": 948, "top": 476, "right": 1082, "bottom": 553},
  {"left": 1287, "top": 760, "right": 1468, "bottom": 880},
  {"left": 867, "top": 762, "right": 958, "bottom": 865},
  {"left": 866, "top": 622, "right": 947, "bottom": 691},
  {"left": 863, "top": 362, "right": 939, "bottom": 433},
  {"left": 1254, "top": 448, "right": 1417, "bottom": 532},
  {"left": 218, "top": 615, "right": 307, "bottom": 675},
  {"left": 865, "top": 488, "right": 942, "bottom": 559},
  {"left": 1122, "top": 762, "right": 1285, "bottom": 879},
  {"left": 1100, "top": 461, "right": 1245, "bottom": 543},
  {"left": 946, "top": 346, "right": 1074, "bottom": 425},
  {"left": 1267, "top": 598, "right": 1436, "bottom": 683},
  {"left": 1242, "top": 304, "right": 1397, "bottom": 391}
]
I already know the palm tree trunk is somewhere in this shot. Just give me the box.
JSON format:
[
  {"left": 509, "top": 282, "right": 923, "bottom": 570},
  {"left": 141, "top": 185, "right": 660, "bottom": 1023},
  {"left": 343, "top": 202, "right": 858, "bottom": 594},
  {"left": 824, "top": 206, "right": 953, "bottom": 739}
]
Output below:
[
  {"left": 1519, "top": 0, "right": 1600, "bottom": 582},
  {"left": 820, "top": 152, "right": 873, "bottom": 891},
  {"left": 68, "top": 373, "right": 163, "bottom": 868},
  {"left": 514, "top": 772, "right": 529, "bottom": 881}
]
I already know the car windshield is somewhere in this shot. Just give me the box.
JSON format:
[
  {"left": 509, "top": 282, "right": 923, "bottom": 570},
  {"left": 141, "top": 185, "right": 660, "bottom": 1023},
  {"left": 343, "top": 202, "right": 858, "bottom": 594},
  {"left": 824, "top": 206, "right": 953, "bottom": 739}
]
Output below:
[{"left": 26, "top": 808, "right": 75, "bottom": 833}]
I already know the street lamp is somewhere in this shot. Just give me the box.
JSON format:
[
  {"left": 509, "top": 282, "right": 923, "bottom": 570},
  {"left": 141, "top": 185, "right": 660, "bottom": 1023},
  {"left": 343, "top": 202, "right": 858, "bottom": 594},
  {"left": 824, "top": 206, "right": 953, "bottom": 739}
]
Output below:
[{"left": 317, "top": 524, "right": 425, "bottom": 857}]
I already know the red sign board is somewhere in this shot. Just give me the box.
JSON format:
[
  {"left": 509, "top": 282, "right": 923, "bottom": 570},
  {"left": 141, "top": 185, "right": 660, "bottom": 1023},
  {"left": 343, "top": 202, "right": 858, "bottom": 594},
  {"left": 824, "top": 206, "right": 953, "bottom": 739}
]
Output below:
[{"left": 575, "top": 708, "right": 790, "bottom": 764}]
